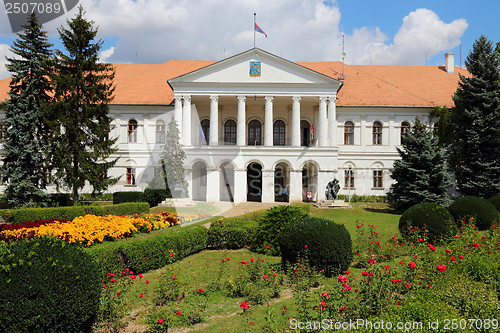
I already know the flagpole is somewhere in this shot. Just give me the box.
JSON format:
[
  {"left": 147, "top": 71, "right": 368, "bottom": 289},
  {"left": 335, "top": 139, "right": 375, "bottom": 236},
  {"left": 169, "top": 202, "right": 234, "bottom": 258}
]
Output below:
[{"left": 253, "top": 13, "right": 256, "bottom": 48}]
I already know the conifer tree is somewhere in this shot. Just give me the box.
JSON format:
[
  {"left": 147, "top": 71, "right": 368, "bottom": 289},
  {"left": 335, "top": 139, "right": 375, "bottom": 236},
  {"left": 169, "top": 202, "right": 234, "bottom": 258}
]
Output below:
[
  {"left": 148, "top": 119, "right": 188, "bottom": 198},
  {"left": 46, "top": 7, "right": 117, "bottom": 204},
  {"left": 388, "top": 118, "right": 451, "bottom": 208},
  {"left": 1, "top": 14, "right": 52, "bottom": 207},
  {"left": 449, "top": 35, "right": 500, "bottom": 197}
]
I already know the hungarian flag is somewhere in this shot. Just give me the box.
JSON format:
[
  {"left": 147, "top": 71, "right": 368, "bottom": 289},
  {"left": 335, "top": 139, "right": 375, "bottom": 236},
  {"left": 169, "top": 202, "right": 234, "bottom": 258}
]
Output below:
[
  {"left": 310, "top": 125, "right": 314, "bottom": 145},
  {"left": 254, "top": 23, "right": 267, "bottom": 38}
]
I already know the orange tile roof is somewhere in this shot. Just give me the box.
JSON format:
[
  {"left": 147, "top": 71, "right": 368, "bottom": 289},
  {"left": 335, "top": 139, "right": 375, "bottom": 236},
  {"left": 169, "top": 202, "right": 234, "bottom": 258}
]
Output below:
[{"left": 0, "top": 60, "right": 467, "bottom": 108}]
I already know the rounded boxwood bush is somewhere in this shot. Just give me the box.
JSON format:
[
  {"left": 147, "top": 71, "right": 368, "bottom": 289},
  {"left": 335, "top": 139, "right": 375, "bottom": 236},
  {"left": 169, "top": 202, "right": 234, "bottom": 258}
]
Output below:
[
  {"left": 448, "top": 196, "right": 499, "bottom": 230},
  {"left": 489, "top": 194, "right": 500, "bottom": 213},
  {"left": 279, "top": 216, "right": 352, "bottom": 277},
  {"left": 0, "top": 237, "right": 101, "bottom": 332},
  {"left": 399, "top": 202, "right": 457, "bottom": 244}
]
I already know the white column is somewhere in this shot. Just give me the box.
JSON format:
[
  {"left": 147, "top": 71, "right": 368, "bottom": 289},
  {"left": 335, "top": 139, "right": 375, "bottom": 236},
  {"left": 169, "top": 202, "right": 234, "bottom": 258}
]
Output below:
[
  {"left": 289, "top": 169, "right": 303, "bottom": 202},
  {"left": 185, "top": 167, "right": 193, "bottom": 200},
  {"left": 237, "top": 96, "right": 246, "bottom": 146},
  {"left": 182, "top": 95, "right": 192, "bottom": 146},
  {"left": 209, "top": 95, "right": 219, "bottom": 146},
  {"left": 206, "top": 167, "right": 220, "bottom": 202},
  {"left": 143, "top": 114, "right": 149, "bottom": 144},
  {"left": 291, "top": 96, "right": 301, "bottom": 146},
  {"left": 264, "top": 96, "right": 274, "bottom": 146},
  {"left": 261, "top": 169, "right": 275, "bottom": 203},
  {"left": 233, "top": 168, "right": 247, "bottom": 203},
  {"left": 388, "top": 115, "right": 395, "bottom": 146},
  {"left": 174, "top": 96, "right": 183, "bottom": 137},
  {"left": 317, "top": 170, "right": 331, "bottom": 202},
  {"left": 328, "top": 95, "right": 337, "bottom": 146},
  {"left": 319, "top": 96, "right": 328, "bottom": 146},
  {"left": 360, "top": 115, "right": 367, "bottom": 146}
]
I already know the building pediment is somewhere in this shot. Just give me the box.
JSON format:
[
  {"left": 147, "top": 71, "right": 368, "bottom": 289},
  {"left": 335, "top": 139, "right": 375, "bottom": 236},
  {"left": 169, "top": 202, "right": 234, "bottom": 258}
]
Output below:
[{"left": 168, "top": 48, "right": 343, "bottom": 97}]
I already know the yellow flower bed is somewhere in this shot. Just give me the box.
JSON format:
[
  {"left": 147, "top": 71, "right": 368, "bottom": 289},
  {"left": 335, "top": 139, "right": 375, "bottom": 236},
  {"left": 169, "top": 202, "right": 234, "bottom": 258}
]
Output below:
[{"left": 35, "top": 215, "right": 152, "bottom": 246}]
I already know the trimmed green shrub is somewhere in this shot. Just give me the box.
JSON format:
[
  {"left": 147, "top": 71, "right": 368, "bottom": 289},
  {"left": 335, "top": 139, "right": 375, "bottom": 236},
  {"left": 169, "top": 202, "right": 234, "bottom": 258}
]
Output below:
[
  {"left": 448, "top": 196, "right": 499, "bottom": 230},
  {"left": 337, "top": 194, "right": 387, "bottom": 203},
  {"left": 102, "top": 202, "right": 150, "bottom": 216},
  {"left": 279, "top": 216, "right": 353, "bottom": 277},
  {"left": 86, "top": 226, "right": 207, "bottom": 277},
  {"left": 206, "top": 217, "right": 259, "bottom": 249},
  {"left": 399, "top": 202, "right": 457, "bottom": 244},
  {"left": 113, "top": 191, "right": 143, "bottom": 205},
  {"left": 0, "top": 237, "right": 101, "bottom": 332},
  {"left": 142, "top": 188, "right": 170, "bottom": 208},
  {"left": 488, "top": 194, "right": 500, "bottom": 213},
  {"left": 253, "top": 205, "right": 309, "bottom": 256}
]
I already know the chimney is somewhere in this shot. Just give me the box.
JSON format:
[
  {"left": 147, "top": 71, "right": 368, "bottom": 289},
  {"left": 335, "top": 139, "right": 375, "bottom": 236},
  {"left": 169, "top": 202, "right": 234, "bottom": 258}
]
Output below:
[{"left": 445, "top": 53, "right": 454, "bottom": 74}]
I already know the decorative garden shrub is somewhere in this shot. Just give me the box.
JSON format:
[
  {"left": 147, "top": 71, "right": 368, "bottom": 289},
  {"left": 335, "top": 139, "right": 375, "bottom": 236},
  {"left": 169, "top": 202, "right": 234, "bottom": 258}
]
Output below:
[
  {"left": 0, "top": 237, "right": 101, "bottom": 332},
  {"left": 252, "top": 205, "right": 309, "bottom": 256},
  {"left": 279, "top": 216, "right": 352, "bottom": 277},
  {"left": 399, "top": 202, "right": 457, "bottom": 244},
  {"left": 448, "top": 196, "right": 499, "bottom": 230},
  {"left": 489, "top": 194, "right": 500, "bottom": 213}
]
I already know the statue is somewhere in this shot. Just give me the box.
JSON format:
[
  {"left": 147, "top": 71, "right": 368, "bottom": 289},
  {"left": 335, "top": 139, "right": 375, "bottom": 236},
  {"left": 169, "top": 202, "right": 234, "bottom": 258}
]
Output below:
[{"left": 325, "top": 178, "right": 341, "bottom": 200}]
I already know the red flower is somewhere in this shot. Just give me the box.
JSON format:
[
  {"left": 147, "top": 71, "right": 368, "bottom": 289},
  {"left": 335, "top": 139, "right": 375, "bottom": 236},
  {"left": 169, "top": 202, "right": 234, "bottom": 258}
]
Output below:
[
  {"left": 129, "top": 271, "right": 134, "bottom": 275},
  {"left": 131, "top": 275, "right": 136, "bottom": 280},
  {"left": 304, "top": 245, "right": 307, "bottom": 248},
  {"left": 250, "top": 258, "right": 255, "bottom": 263},
  {"left": 226, "top": 258, "right": 230, "bottom": 261},
  {"left": 482, "top": 236, "right": 487, "bottom": 239},
  {"left": 338, "top": 275, "right": 348, "bottom": 283},
  {"left": 240, "top": 261, "right": 247, "bottom": 265},
  {"left": 171, "top": 253, "right": 175, "bottom": 257},
  {"left": 320, "top": 292, "right": 330, "bottom": 298},
  {"left": 428, "top": 244, "right": 436, "bottom": 251},
  {"left": 139, "top": 274, "right": 143, "bottom": 278},
  {"left": 173, "top": 276, "right": 177, "bottom": 279},
  {"left": 459, "top": 255, "right": 464, "bottom": 259},
  {"left": 472, "top": 243, "right": 479, "bottom": 248},
  {"left": 404, "top": 282, "right": 411, "bottom": 289},
  {"left": 140, "top": 293, "right": 143, "bottom": 298},
  {"left": 176, "top": 310, "right": 181, "bottom": 315},
  {"left": 158, "top": 318, "right": 163, "bottom": 324},
  {"left": 445, "top": 249, "right": 451, "bottom": 254},
  {"left": 437, "top": 264, "right": 446, "bottom": 272},
  {"left": 344, "top": 270, "right": 351, "bottom": 275},
  {"left": 111, "top": 278, "right": 117, "bottom": 282},
  {"left": 240, "top": 301, "right": 249, "bottom": 309},
  {"left": 397, "top": 300, "right": 401, "bottom": 306},
  {"left": 408, "top": 262, "right": 416, "bottom": 269},
  {"left": 117, "top": 292, "right": 121, "bottom": 296},
  {"left": 273, "top": 272, "right": 277, "bottom": 277},
  {"left": 103, "top": 284, "right": 106, "bottom": 289},
  {"left": 125, "top": 268, "right": 129, "bottom": 272},
  {"left": 266, "top": 245, "right": 270, "bottom": 249},
  {"left": 418, "top": 238, "right": 423, "bottom": 242},
  {"left": 199, "top": 288, "right": 204, "bottom": 293},
  {"left": 107, "top": 272, "right": 115, "bottom": 277}
]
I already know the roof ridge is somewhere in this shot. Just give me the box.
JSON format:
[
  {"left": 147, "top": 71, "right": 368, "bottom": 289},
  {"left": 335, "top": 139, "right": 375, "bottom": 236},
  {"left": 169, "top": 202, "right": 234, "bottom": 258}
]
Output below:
[{"left": 345, "top": 64, "right": 436, "bottom": 106}]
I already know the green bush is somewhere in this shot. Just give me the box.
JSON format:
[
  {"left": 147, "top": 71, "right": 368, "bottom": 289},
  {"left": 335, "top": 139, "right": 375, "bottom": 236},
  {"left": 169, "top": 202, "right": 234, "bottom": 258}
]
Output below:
[
  {"left": 48, "top": 193, "right": 72, "bottom": 206},
  {"left": 0, "top": 237, "right": 101, "bottom": 332},
  {"left": 488, "top": 194, "right": 500, "bottom": 213},
  {"left": 399, "top": 202, "right": 457, "bottom": 244},
  {"left": 206, "top": 217, "right": 259, "bottom": 250},
  {"left": 253, "top": 205, "right": 309, "bottom": 256},
  {"left": 79, "top": 192, "right": 113, "bottom": 202},
  {"left": 448, "top": 196, "right": 499, "bottom": 230},
  {"left": 113, "top": 191, "right": 143, "bottom": 205},
  {"left": 337, "top": 194, "right": 387, "bottom": 203},
  {"left": 279, "top": 216, "right": 353, "bottom": 277},
  {"left": 7, "top": 206, "right": 87, "bottom": 224},
  {"left": 86, "top": 226, "right": 207, "bottom": 277},
  {"left": 142, "top": 188, "right": 170, "bottom": 208},
  {"left": 102, "top": 202, "right": 150, "bottom": 216}
]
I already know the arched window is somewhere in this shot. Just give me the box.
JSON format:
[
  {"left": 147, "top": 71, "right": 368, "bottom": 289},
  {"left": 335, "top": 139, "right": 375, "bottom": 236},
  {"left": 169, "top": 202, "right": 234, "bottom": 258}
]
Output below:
[
  {"left": 224, "top": 119, "right": 236, "bottom": 145},
  {"left": 128, "top": 119, "right": 138, "bottom": 143},
  {"left": 273, "top": 120, "right": 285, "bottom": 146},
  {"left": 248, "top": 119, "right": 261, "bottom": 145},
  {"left": 200, "top": 119, "right": 210, "bottom": 145},
  {"left": 155, "top": 120, "right": 165, "bottom": 143},
  {"left": 344, "top": 121, "right": 354, "bottom": 145},
  {"left": 373, "top": 121, "right": 382, "bottom": 145},
  {"left": 300, "top": 120, "right": 311, "bottom": 146},
  {"left": 401, "top": 121, "right": 410, "bottom": 142}
]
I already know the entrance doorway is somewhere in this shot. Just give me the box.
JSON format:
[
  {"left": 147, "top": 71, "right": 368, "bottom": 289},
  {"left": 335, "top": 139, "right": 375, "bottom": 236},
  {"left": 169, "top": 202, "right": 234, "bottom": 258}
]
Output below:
[{"left": 247, "top": 162, "right": 262, "bottom": 202}]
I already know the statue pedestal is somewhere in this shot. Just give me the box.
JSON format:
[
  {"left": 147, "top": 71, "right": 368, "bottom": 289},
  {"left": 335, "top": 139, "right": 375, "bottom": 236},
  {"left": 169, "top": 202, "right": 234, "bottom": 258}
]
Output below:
[{"left": 314, "top": 200, "right": 352, "bottom": 209}]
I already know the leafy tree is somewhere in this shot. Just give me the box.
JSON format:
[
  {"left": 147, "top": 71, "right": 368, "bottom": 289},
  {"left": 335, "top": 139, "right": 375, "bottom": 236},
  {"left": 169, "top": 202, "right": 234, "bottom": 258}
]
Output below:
[
  {"left": 448, "top": 35, "right": 500, "bottom": 198},
  {"left": 148, "top": 119, "right": 188, "bottom": 198},
  {"left": 388, "top": 117, "right": 451, "bottom": 208},
  {"left": 46, "top": 7, "right": 117, "bottom": 204},
  {"left": 1, "top": 14, "right": 52, "bottom": 207}
]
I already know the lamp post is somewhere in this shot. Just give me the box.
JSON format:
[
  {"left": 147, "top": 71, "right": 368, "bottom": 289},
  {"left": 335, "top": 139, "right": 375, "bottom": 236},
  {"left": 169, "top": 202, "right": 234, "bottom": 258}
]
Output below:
[{"left": 348, "top": 166, "right": 352, "bottom": 205}]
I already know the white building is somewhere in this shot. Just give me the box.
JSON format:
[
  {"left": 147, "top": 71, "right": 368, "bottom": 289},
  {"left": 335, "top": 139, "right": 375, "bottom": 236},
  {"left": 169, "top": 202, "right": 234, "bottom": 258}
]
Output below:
[{"left": 0, "top": 48, "right": 466, "bottom": 203}]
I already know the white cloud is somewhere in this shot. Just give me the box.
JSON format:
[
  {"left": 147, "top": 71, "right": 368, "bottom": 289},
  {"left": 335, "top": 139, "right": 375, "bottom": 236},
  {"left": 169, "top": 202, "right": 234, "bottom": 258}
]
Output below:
[
  {"left": 0, "top": 2, "right": 469, "bottom": 79},
  {"left": 0, "top": 44, "right": 14, "bottom": 80}
]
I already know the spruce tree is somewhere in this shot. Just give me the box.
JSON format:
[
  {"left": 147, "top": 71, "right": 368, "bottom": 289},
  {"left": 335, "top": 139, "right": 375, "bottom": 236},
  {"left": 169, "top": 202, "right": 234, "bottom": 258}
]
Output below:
[
  {"left": 449, "top": 35, "right": 500, "bottom": 198},
  {"left": 149, "top": 119, "right": 188, "bottom": 198},
  {"left": 46, "top": 7, "right": 117, "bottom": 204},
  {"left": 1, "top": 14, "right": 52, "bottom": 207},
  {"left": 388, "top": 118, "right": 451, "bottom": 208}
]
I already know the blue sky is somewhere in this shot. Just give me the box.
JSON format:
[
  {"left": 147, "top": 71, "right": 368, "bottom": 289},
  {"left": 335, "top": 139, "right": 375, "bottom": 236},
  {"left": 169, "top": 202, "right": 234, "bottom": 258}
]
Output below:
[{"left": 0, "top": 0, "right": 499, "bottom": 79}]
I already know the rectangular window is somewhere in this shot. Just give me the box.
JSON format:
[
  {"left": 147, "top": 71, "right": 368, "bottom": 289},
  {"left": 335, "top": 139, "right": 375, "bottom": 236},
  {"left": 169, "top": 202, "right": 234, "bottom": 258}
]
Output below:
[
  {"left": 373, "top": 170, "right": 383, "bottom": 188},
  {"left": 344, "top": 170, "right": 354, "bottom": 188},
  {"left": 156, "top": 122, "right": 165, "bottom": 143},
  {"left": 126, "top": 168, "right": 136, "bottom": 185}
]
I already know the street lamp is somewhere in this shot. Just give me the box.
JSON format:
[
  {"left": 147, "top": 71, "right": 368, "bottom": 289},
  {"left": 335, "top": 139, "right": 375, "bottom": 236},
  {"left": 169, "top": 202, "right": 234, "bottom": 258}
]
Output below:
[{"left": 348, "top": 166, "right": 352, "bottom": 205}]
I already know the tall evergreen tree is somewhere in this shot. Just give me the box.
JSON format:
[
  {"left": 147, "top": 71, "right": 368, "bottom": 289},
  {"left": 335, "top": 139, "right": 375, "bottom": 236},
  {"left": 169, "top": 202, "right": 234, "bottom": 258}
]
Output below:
[
  {"left": 449, "top": 35, "right": 500, "bottom": 197},
  {"left": 148, "top": 119, "right": 188, "bottom": 198},
  {"left": 388, "top": 118, "right": 451, "bottom": 208},
  {"left": 46, "top": 7, "right": 117, "bottom": 204},
  {"left": 1, "top": 14, "right": 52, "bottom": 207}
]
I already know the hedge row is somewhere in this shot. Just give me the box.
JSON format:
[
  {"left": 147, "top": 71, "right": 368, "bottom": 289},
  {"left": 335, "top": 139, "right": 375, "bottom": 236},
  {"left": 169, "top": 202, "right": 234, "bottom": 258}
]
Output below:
[
  {"left": 3, "top": 202, "right": 150, "bottom": 224},
  {"left": 206, "top": 217, "right": 259, "bottom": 250},
  {"left": 113, "top": 190, "right": 170, "bottom": 207},
  {"left": 86, "top": 226, "right": 207, "bottom": 277}
]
